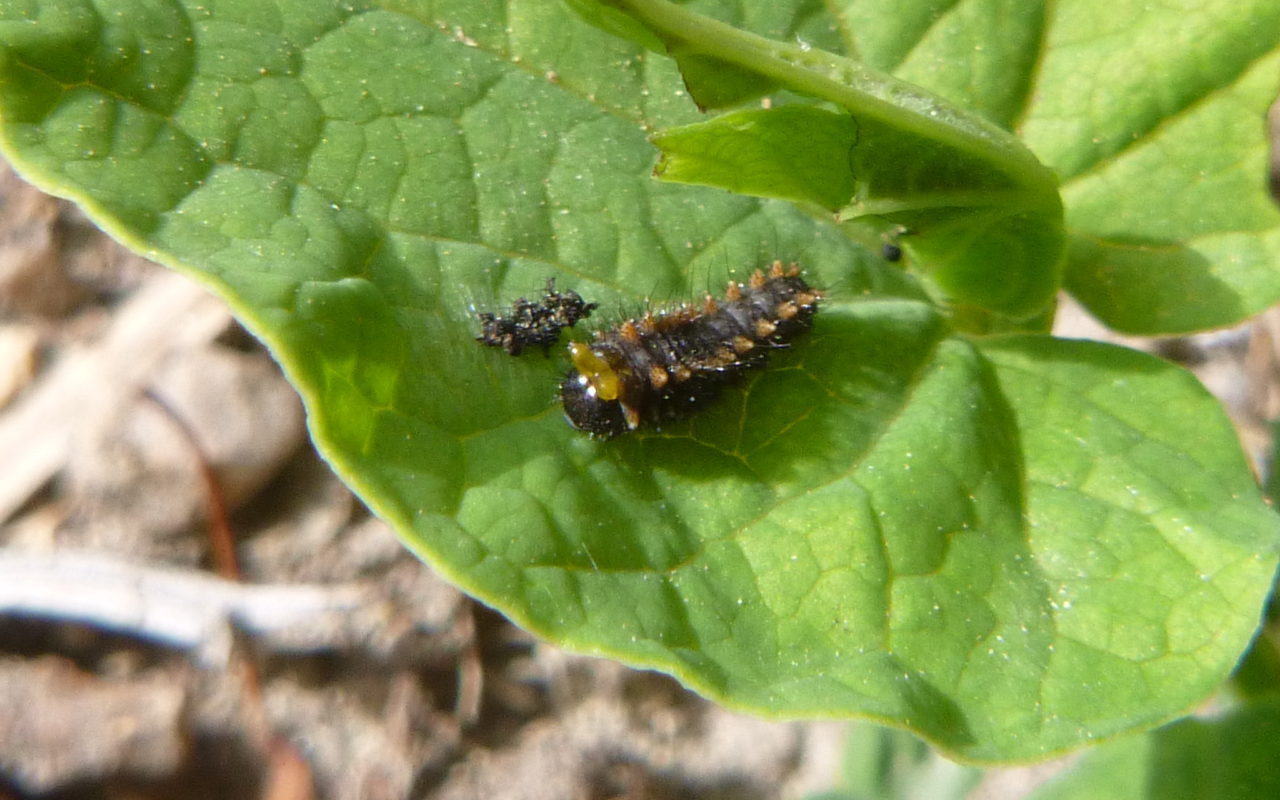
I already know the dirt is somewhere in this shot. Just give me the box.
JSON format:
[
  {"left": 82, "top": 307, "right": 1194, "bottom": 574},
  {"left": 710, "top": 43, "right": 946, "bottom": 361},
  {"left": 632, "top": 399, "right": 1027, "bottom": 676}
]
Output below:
[{"left": 1, "top": 160, "right": 1275, "bottom": 800}]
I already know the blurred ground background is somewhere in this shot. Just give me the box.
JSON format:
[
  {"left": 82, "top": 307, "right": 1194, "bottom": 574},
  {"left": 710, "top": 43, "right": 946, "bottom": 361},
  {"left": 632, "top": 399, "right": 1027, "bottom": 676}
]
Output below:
[{"left": 1, "top": 160, "right": 1276, "bottom": 800}]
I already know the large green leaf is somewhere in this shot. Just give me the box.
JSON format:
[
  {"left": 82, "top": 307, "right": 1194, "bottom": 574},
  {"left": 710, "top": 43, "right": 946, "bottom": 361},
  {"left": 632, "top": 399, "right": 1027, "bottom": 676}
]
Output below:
[{"left": 1, "top": 0, "right": 1277, "bottom": 762}]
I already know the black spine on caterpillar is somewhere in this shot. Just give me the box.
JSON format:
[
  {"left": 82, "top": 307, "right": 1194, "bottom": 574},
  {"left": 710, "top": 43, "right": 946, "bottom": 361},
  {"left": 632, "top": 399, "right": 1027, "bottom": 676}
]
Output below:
[
  {"left": 561, "top": 261, "right": 822, "bottom": 438},
  {"left": 476, "top": 278, "right": 597, "bottom": 356}
]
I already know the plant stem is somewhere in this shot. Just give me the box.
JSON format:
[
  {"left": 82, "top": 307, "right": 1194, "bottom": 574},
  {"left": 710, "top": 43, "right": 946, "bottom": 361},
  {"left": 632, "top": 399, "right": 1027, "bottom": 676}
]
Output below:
[{"left": 611, "top": 0, "right": 1054, "bottom": 190}]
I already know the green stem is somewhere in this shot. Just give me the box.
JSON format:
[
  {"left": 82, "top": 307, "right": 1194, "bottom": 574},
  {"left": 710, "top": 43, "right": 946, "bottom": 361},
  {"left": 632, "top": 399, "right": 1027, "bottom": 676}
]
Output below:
[{"left": 611, "top": 0, "right": 1054, "bottom": 190}]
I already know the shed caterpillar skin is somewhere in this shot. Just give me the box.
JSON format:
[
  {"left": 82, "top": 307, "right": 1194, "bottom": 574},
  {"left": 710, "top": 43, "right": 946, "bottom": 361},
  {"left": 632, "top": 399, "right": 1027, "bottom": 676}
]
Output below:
[
  {"left": 475, "top": 278, "right": 597, "bottom": 356},
  {"left": 561, "top": 261, "right": 822, "bottom": 438}
]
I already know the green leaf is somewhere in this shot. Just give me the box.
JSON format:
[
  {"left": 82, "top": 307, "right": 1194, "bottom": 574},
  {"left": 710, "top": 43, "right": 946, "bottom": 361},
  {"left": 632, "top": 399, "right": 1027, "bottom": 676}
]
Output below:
[
  {"left": 569, "top": 0, "right": 1066, "bottom": 322},
  {"left": 1057, "top": 46, "right": 1280, "bottom": 334},
  {"left": 1027, "top": 697, "right": 1280, "bottom": 800},
  {"left": 653, "top": 105, "right": 858, "bottom": 210},
  {"left": 862, "top": 0, "right": 1280, "bottom": 334},
  {"left": 561, "top": 0, "right": 667, "bottom": 54},
  {"left": 2, "top": 0, "right": 1278, "bottom": 764},
  {"left": 670, "top": 51, "right": 778, "bottom": 110},
  {"left": 848, "top": 0, "right": 1046, "bottom": 131},
  {"left": 976, "top": 337, "right": 1278, "bottom": 755}
]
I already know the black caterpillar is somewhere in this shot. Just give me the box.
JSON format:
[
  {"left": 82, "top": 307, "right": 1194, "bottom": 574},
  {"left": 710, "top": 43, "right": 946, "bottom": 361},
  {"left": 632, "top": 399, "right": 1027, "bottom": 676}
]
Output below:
[
  {"left": 561, "top": 261, "right": 822, "bottom": 438},
  {"left": 476, "top": 278, "right": 597, "bottom": 355}
]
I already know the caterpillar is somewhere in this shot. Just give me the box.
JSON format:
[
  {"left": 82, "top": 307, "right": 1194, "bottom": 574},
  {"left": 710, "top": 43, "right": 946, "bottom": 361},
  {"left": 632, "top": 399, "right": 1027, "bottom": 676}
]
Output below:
[
  {"left": 475, "top": 278, "right": 597, "bottom": 356},
  {"left": 561, "top": 261, "right": 822, "bottom": 438}
]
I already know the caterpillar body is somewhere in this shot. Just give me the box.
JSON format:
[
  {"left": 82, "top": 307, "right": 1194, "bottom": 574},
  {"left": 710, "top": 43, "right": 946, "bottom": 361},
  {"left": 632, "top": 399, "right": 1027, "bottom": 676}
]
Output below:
[{"left": 560, "top": 261, "right": 822, "bottom": 438}]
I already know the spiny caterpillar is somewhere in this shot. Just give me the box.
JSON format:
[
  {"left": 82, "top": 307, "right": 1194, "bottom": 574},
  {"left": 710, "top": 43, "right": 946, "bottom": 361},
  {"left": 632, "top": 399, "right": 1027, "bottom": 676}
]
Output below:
[
  {"left": 475, "top": 278, "right": 597, "bottom": 356},
  {"left": 561, "top": 261, "right": 822, "bottom": 438}
]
